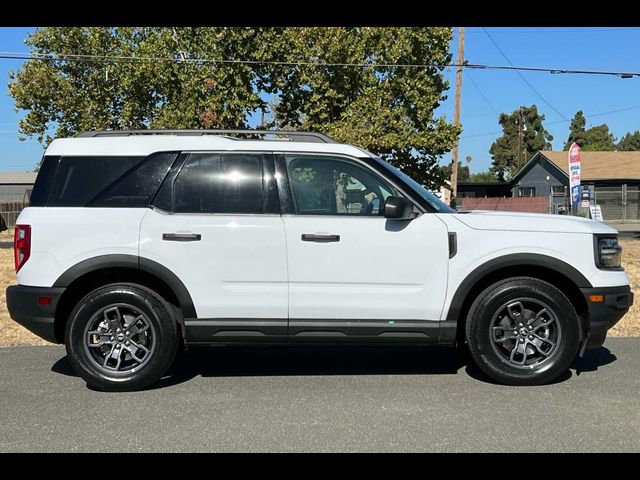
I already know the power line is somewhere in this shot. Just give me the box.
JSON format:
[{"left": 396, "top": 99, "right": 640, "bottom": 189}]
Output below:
[
  {"left": 0, "top": 51, "right": 639, "bottom": 78},
  {"left": 466, "top": 71, "right": 499, "bottom": 116},
  {"left": 471, "top": 28, "right": 640, "bottom": 34},
  {"left": 460, "top": 104, "right": 640, "bottom": 140},
  {"left": 482, "top": 28, "right": 571, "bottom": 121}
]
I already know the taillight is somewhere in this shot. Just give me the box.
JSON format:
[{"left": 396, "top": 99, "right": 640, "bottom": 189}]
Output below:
[{"left": 14, "top": 224, "right": 31, "bottom": 272}]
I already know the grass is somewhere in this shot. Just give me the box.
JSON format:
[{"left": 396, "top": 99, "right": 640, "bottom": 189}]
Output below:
[
  {"left": 1, "top": 229, "right": 639, "bottom": 346},
  {"left": 0, "top": 229, "right": 50, "bottom": 346}
]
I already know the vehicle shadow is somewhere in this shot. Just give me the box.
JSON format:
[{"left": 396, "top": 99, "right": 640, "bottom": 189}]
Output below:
[
  {"left": 464, "top": 346, "right": 618, "bottom": 385},
  {"left": 50, "top": 345, "right": 617, "bottom": 391}
]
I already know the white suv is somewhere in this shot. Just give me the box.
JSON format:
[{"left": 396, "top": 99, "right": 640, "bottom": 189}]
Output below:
[{"left": 6, "top": 130, "right": 633, "bottom": 391}]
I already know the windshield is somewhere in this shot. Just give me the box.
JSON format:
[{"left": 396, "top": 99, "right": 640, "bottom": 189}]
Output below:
[{"left": 372, "top": 158, "right": 455, "bottom": 213}]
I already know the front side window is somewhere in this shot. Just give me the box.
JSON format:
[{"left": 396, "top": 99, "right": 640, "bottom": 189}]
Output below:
[
  {"left": 285, "top": 155, "right": 398, "bottom": 215},
  {"left": 173, "top": 153, "right": 265, "bottom": 214}
]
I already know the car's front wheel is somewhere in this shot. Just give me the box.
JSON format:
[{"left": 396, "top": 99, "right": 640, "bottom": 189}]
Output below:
[
  {"left": 466, "top": 277, "right": 581, "bottom": 385},
  {"left": 65, "top": 283, "right": 178, "bottom": 391}
]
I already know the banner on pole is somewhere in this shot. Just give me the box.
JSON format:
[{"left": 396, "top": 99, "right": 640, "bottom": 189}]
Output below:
[{"left": 568, "top": 142, "right": 581, "bottom": 205}]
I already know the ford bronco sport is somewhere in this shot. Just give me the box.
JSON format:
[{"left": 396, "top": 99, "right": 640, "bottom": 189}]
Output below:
[{"left": 6, "top": 130, "right": 633, "bottom": 391}]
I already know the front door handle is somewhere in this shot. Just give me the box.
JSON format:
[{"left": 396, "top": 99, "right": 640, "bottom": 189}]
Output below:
[
  {"left": 301, "top": 234, "right": 340, "bottom": 243},
  {"left": 162, "top": 233, "right": 202, "bottom": 242}
]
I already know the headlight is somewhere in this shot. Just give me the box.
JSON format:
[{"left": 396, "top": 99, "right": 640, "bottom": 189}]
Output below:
[{"left": 596, "top": 236, "right": 622, "bottom": 269}]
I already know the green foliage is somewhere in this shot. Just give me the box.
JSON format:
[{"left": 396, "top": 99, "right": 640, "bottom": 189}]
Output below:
[
  {"left": 9, "top": 27, "right": 267, "bottom": 145},
  {"left": 617, "top": 130, "right": 640, "bottom": 151},
  {"left": 564, "top": 110, "right": 587, "bottom": 148},
  {"left": 489, "top": 105, "right": 553, "bottom": 181},
  {"left": 9, "top": 27, "right": 460, "bottom": 189},
  {"left": 467, "top": 170, "right": 498, "bottom": 182},
  {"left": 440, "top": 161, "right": 470, "bottom": 182},
  {"left": 260, "top": 27, "right": 460, "bottom": 189},
  {"left": 564, "top": 110, "right": 615, "bottom": 151}
]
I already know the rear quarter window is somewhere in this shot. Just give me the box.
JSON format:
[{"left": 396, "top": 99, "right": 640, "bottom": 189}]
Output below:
[
  {"left": 29, "top": 156, "right": 60, "bottom": 207},
  {"left": 46, "top": 156, "right": 143, "bottom": 207}
]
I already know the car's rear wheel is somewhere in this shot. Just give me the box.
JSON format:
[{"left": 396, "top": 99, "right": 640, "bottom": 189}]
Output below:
[
  {"left": 466, "top": 277, "right": 581, "bottom": 385},
  {"left": 65, "top": 283, "right": 178, "bottom": 391}
]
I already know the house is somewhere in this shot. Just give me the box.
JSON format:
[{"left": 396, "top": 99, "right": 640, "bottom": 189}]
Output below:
[
  {"left": 512, "top": 151, "right": 640, "bottom": 221},
  {"left": 0, "top": 172, "right": 37, "bottom": 230},
  {"left": 509, "top": 151, "right": 570, "bottom": 214},
  {"left": 0, "top": 172, "right": 37, "bottom": 202},
  {"left": 436, "top": 179, "right": 452, "bottom": 205}
]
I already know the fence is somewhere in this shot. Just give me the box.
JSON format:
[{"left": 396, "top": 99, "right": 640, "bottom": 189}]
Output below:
[
  {"left": 0, "top": 200, "right": 29, "bottom": 231},
  {"left": 456, "top": 196, "right": 551, "bottom": 213}
]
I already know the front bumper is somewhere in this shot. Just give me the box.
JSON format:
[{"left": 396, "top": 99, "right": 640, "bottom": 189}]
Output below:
[
  {"left": 6, "top": 285, "right": 66, "bottom": 344},
  {"left": 580, "top": 285, "right": 633, "bottom": 348}
]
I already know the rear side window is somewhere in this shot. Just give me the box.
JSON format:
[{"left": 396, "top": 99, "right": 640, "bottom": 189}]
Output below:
[
  {"left": 47, "top": 156, "right": 143, "bottom": 207},
  {"left": 29, "top": 156, "right": 60, "bottom": 206},
  {"left": 89, "top": 152, "right": 178, "bottom": 207},
  {"left": 171, "top": 153, "right": 266, "bottom": 214}
]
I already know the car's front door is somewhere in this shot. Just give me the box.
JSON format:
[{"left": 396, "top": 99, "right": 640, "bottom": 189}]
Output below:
[
  {"left": 277, "top": 153, "right": 450, "bottom": 343},
  {"left": 139, "top": 152, "right": 288, "bottom": 343}
]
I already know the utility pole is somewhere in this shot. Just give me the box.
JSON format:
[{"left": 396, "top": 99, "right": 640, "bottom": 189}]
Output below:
[
  {"left": 516, "top": 107, "right": 523, "bottom": 171},
  {"left": 450, "top": 27, "right": 465, "bottom": 204},
  {"left": 520, "top": 107, "right": 526, "bottom": 170}
]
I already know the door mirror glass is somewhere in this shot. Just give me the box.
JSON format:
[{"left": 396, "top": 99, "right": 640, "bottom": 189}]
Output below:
[{"left": 384, "top": 196, "right": 414, "bottom": 219}]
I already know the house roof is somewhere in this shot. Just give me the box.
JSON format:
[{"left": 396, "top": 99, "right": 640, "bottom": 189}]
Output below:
[
  {"left": 0, "top": 172, "right": 37, "bottom": 184},
  {"left": 538, "top": 150, "right": 640, "bottom": 181}
]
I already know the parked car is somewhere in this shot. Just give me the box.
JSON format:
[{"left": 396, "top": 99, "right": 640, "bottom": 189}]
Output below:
[{"left": 6, "top": 130, "right": 633, "bottom": 391}]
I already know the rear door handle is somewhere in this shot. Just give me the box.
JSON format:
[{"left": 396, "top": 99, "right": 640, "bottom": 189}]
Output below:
[
  {"left": 301, "top": 234, "right": 340, "bottom": 243},
  {"left": 162, "top": 233, "right": 202, "bottom": 242}
]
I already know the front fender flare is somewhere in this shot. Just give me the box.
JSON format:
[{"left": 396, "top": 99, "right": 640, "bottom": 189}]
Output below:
[{"left": 445, "top": 253, "right": 592, "bottom": 323}]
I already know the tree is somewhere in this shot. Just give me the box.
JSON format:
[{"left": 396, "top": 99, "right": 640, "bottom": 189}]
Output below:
[
  {"left": 9, "top": 28, "right": 269, "bottom": 145},
  {"left": 9, "top": 27, "right": 460, "bottom": 189},
  {"left": 580, "top": 125, "right": 616, "bottom": 151},
  {"left": 261, "top": 27, "right": 460, "bottom": 189},
  {"left": 565, "top": 110, "right": 587, "bottom": 148},
  {"left": 489, "top": 105, "right": 553, "bottom": 181},
  {"left": 564, "top": 110, "right": 615, "bottom": 151},
  {"left": 617, "top": 130, "right": 640, "bottom": 151},
  {"left": 468, "top": 171, "right": 498, "bottom": 182},
  {"left": 440, "top": 161, "right": 470, "bottom": 182}
]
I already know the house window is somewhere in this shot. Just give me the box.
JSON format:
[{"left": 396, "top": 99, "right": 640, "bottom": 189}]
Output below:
[
  {"left": 518, "top": 187, "right": 536, "bottom": 197},
  {"left": 551, "top": 186, "right": 566, "bottom": 196}
]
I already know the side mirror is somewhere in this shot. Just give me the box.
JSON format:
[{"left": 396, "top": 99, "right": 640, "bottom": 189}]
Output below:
[{"left": 383, "top": 196, "right": 414, "bottom": 219}]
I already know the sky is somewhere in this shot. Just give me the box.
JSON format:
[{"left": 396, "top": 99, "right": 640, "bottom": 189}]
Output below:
[{"left": 0, "top": 27, "right": 640, "bottom": 173}]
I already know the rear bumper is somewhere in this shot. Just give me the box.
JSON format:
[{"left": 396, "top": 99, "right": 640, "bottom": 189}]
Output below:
[
  {"left": 5, "top": 285, "right": 65, "bottom": 344},
  {"left": 581, "top": 285, "right": 633, "bottom": 348}
]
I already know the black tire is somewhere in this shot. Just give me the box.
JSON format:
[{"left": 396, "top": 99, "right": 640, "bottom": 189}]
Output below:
[
  {"left": 465, "top": 277, "right": 581, "bottom": 386},
  {"left": 65, "top": 283, "right": 178, "bottom": 391}
]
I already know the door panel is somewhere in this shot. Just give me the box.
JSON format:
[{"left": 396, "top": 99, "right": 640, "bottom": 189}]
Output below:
[
  {"left": 278, "top": 153, "right": 450, "bottom": 343},
  {"left": 140, "top": 152, "right": 288, "bottom": 343},
  {"left": 283, "top": 215, "right": 449, "bottom": 323}
]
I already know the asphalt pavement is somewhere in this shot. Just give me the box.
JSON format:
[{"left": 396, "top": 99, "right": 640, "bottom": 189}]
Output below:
[{"left": 0, "top": 338, "right": 638, "bottom": 452}]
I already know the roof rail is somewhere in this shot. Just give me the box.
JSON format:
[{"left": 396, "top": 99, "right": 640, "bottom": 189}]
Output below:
[{"left": 77, "top": 129, "right": 337, "bottom": 143}]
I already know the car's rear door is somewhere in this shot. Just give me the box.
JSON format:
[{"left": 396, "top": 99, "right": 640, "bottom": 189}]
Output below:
[{"left": 139, "top": 151, "right": 288, "bottom": 343}]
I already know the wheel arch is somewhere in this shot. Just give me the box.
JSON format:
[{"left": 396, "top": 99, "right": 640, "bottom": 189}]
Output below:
[
  {"left": 52, "top": 254, "right": 195, "bottom": 343},
  {"left": 446, "top": 254, "right": 591, "bottom": 344}
]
